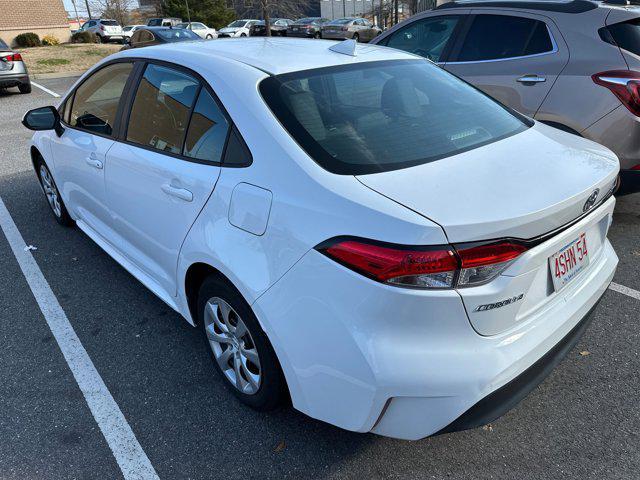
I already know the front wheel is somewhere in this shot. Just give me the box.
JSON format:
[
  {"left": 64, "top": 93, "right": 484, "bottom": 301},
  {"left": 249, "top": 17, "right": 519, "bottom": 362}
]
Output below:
[
  {"left": 37, "top": 161, "right": 73, "bottom": 226},
  {"left": 240, "top": 33, "right": 247, "bottom": 37},
  {"left": 198, "top": 276, "right": 287, "bottom": 411},
  {"left": 206, "top": 34, "right": 213, "bottom": 39},
  {"left": 313, "top": 31, "right": 321, "bottom": 39},
  {"left": 353, "top": 33, "right": 360, "bottom": 42}
]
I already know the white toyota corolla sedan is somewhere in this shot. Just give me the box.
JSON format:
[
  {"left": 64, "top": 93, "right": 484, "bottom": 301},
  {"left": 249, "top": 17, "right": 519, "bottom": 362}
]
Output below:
[{"left": 23, "top": 38, "right": 619, "bottom": 440}]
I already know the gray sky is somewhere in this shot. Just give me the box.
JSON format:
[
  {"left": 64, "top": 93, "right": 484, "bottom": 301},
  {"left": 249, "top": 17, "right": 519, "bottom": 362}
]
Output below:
[{"left": 62, "top": 0, "right": 140, "bottom": 16}]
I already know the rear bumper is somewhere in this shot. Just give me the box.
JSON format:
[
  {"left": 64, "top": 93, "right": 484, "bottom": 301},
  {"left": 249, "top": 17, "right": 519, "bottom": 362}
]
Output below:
[
  {"left": 0, "top": 72, "right": 29, "bottom": 88},
  {"left": 322, "top": 31, "right": 351, "bottom": 40}
]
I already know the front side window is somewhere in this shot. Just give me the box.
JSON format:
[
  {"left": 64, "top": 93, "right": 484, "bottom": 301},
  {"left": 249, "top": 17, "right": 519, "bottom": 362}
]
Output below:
[
  {"left": 127, "top": 64, "right": 199, "bottom": 154},
  {"left": 184, "top": 89, "right": 230, "bottom": 162},
  {"left": 260, "top": 60, "right": 528, "bottom": 175},
  {"left": 457, "top": 15, "right": 553, "bottom": 62},
  {"left": 70, "top": 62, "right": 133, "bottom": 136},
  {"left": 384, "top": 16, "right": 459, "bottom": 62}
]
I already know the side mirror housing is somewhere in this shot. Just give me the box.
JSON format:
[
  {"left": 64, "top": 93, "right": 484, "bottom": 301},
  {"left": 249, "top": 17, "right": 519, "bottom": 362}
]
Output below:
[{"left": 22, "top": 106, "right": 64, "bottom": 137}]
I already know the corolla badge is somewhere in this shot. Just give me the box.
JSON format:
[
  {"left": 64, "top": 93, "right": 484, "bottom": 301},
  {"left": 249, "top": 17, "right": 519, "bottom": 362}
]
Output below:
[{"left": 583, "top": 189, "right": 600, "bottom": 212}]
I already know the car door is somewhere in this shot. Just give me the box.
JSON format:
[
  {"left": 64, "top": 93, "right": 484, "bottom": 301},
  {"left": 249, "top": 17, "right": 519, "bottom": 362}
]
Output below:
[
  {"left": 375, "top": 13, "right": 467, "bottom": 64},
  {"left": 105, "top": 62, "right": 230, "bottom": 296},
  {"left": 51, "top": 61, "right": 135, "bottom": 243},
  {"left": 444, "top": 12, "right": 569, "bottom": 116}
]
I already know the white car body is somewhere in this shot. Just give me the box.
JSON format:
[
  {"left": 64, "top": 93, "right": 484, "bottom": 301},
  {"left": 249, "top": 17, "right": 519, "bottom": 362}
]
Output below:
[
  {"left": 122, "top": 25, "right": 145, "bottom": 39},
  {"left": 218, "top": 19, "right": 258, "bottom": 37},
  {"left": 27, "top": 38, "right": 619, "bottom": 440},
  {"left": 80, "top": 19, "right": 124, "bottom": 43},
  {"left": 177, "top": 22, "right": 218, "bottom": 39}
]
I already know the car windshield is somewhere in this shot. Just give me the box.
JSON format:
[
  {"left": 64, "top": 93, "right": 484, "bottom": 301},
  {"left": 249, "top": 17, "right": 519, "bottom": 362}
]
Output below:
[
  {"left": 123, "top": 26, "right": 134, "bottom": 31},
  {"left": 176, "top": 23, "right": 190, "bottom": 28},
  {"left": 296, "top": 18, "right": 316, "bottom": 24},
  {"left": 156, "top": 29, "right": 200, "bottom": 40},
  {"left": 330, "top": 19, "right": 353, "bottom": 25},
  {"left": 101, "top": 20, "right": 119, "bottom": 26},
  {"left": 228, "top": 21, "right": 246, "bottom": 28},
  {"left": 260, "top": 60, "right": 529, "bottom": 175}
]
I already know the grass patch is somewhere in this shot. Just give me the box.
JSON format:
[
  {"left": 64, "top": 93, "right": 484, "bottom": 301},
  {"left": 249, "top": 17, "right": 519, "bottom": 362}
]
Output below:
[{"left": 37, "top": 58, "right": 71, "bottom": 66}]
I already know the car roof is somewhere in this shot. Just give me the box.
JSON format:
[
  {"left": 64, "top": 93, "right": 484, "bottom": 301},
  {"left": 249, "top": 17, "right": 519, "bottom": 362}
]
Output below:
[
  {"left": 119, "top": 37, "right": 419, "bottom": 75},
  {"left": 435, "top": 0, "right": 600, "bottom": 13}
]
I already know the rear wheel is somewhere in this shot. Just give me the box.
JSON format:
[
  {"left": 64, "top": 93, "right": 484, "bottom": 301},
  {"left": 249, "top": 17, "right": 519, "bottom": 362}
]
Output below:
[
  {"left": 19, "top": 82, "right": 31, "bottom": 94},
  {"left": 313, "top": 31, "right": 321, "bottom": 39},
  {"left": 96, "top": 34, "right": 104, "bottom": 43},
  {"left": 37, "top": 160, "right": 73, "bottom": 226},
  {"left": 206, "top": 34, "right": 213, "bottom": 39},
  {"left": 353, "top": 33, "right": 360, "bottom": 42},
  {"left": 240, "top": 33, "right": 247, "bottom": 37},
  {"left": 198, "top": 275, "right": 287, "bottom": 411}
]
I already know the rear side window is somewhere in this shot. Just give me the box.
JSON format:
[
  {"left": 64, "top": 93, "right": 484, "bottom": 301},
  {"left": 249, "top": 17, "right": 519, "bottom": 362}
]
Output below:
[
  {"left": 607, "top": 19, "right": 640, "bottom": 57},
  {"left": 70, "top": 62, "right": 133, "bottom": 136},
  {"left": 260, "top": 60, "right": 528, "bottom": 175},
  {"left": 457, "top": 15, "right": 553, "bottom": 62},
  {"left": 383, "top": 16, "right": 460, "bottom": 62},
  {"left": 184, "top": 89, "right": 230, "bottom": 162},
  {"left": 126, "top": 64, "right": 199, "bottom": 154}
]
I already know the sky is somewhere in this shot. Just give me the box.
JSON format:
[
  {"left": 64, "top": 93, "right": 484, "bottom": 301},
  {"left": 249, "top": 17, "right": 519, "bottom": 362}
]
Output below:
[{"left": 62, "top": 0, "right": 141, "bottom": 16}]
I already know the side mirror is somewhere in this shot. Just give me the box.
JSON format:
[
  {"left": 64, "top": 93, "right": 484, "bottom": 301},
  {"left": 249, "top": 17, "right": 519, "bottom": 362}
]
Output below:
[{"left": 22, "top": 106, "right": 65, "bottom": 137}]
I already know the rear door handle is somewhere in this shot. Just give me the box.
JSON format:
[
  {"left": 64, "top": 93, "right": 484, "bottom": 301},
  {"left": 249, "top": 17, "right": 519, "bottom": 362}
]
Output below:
[
  {"left": 161, "top": 183, "right": 193, "bottom": 202},
  {"left": 517, "top": 75, "right": 546, "bottom": 84},
  {"left": 85, "top": 156, "right": 103, "bottom": 169}
]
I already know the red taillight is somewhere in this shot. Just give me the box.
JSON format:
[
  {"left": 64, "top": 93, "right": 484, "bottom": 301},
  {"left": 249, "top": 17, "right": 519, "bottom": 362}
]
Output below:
[
  {"left": 319, "top": 239, "right": 528, "bottom": 289},
  {"left": 1, "top": 53, "right": 22, "bottom": 62},
  {"left": 593, "top": 70, "right": 640, "bottom": 117},
  {"left": 632, "top": 164, "right": 640, "bottom": 171},
  {"left": 100, "top": 25, "right": 105, "bottom": 31}
]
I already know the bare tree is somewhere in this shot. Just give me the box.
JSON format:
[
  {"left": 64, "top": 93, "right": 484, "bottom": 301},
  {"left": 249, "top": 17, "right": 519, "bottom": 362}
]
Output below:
[{"left": 91, "top": 0, "right": 137, "bottom": 25}]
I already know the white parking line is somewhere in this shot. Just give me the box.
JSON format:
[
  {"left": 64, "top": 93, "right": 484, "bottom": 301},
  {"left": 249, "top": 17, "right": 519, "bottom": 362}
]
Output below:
[
  {"left": 610, "top": 282, "right": 640, "bottom": 301},
  {"left": 31, "top": 81, "right": 61, "bottom": 98},
  {"left": 0, "top": 196, "right": 158, "bottom": 480}
]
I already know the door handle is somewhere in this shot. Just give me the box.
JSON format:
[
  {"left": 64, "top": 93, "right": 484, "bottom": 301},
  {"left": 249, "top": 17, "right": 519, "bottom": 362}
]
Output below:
[
  {"left": 517, "top": 75, "right": 546, "bottom": 84},
  {"left": 85, "top": 156, "right": 103, "bottom": 169},
  {"left": 161, "top": 183, "right": 193, "bottom": 202}
]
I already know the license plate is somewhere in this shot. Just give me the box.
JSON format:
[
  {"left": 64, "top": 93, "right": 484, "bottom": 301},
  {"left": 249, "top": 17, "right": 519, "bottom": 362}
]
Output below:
[{"left": 549, "top": 233, "right": 589, "bottom": 292}]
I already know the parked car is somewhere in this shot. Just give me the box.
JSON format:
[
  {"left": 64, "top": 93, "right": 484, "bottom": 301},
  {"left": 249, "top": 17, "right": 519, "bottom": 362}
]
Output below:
[
  {"left": 321, "top": 17, "right": 381, "bottom": 42},
  {"left": 176, "top": 22, "right": 218, "bottom": 39},
  {"left": 0, "top": 39, "right": 30, "bottom": 94},
  {"left": 123, "top": 27, "right": 201, "bottom": 49},
  {"left": 147, "top": 17, "right": 182, "bottom": 27},
  {"left": 218, "top": 19, "right": 259, "bottom": 37},
  {"left": 122, "top": 25, "right": 146, "bottom": 40},
  {"left": 251, "top": 19, "right": 294, "bottom": 36},
  {"left": 287, "top": 17, "right": 330, "bottom": 38},
  {"left": 373, "top": 0, "right": 640, "bottom": 193},
  {"left": 79, "top": 19, "right": 124, "bottom": 43},
  {"left": 22, "top": 38, "right": 619, "bottom": 440}
]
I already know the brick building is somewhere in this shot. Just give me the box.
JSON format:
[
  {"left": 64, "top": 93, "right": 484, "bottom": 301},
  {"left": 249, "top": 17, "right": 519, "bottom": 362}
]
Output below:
[{"left": 0, "top": 0, "right": 70, "bottom": 46}]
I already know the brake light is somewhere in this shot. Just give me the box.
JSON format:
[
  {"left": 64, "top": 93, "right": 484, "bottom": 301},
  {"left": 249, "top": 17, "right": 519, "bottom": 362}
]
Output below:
[
  {"left": 100, "top": 25, "right": 105, "bottom": 31},
  {"left": 318, "top": 239, "right": 528, "bottom": 289},
  {"left": 1, "top": 53, "right": 22, "bottom": 62},
  {"left": 593, "top": 70, "right": 640, "bottom": 117},
  {"left": 632, "top": 164, "right": 640, "bottom": 171}
]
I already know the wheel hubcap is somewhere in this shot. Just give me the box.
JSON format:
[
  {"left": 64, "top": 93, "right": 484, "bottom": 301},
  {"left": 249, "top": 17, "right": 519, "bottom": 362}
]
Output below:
[
  {"left": 40, "top": 165, "right": 62, "bottom": 217},
  {"left": 204, "top": 297, "right": 261, "bottom": 395}
]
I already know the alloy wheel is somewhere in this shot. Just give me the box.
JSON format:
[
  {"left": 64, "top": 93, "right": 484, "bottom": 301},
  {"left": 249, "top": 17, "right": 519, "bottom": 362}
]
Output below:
[
  {"left": 204, "top": 297, "right": 262, "bottom": 395},
  {"left": 40, "top": 165, "right": 62, "bottom": 218}
]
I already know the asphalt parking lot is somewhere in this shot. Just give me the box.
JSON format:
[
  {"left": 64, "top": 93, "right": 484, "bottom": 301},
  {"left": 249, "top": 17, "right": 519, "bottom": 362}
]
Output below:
[{"left": 0, "top": 77, "right": 639, "bottom": 480}]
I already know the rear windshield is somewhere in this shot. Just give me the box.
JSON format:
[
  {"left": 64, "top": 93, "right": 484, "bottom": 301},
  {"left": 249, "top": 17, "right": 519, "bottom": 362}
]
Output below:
[
  {"left": 148, "top": 19, "right": 162, "bottom": 26},
  {"left": 330, "top": 19, "right": 353, "bottom": 25},
  {"left": 156, "top": 29, "right": 200, "bottom": 41},
  {"left": 260, "top": 60, "right": 529, "bottom": 175},
  {"left": 607, "top": 19, "right": 640, "bottom": 56},
  {"left": 228, "top": 20, "right": 247, "bottom": 28},
  {"left": 101, "top": 20, "right": 119, "bottom": 26}
]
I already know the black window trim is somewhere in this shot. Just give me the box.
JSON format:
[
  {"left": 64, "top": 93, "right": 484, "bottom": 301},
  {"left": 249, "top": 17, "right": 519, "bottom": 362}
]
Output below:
[
  {"left": 446, "top": 13, "right": 558, "bottom": 65},
  {"left": 58, "top": 57, "right": 252, "bottom": 168}
]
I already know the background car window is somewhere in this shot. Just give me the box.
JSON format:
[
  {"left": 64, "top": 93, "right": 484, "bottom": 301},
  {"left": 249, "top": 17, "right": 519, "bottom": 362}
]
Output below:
[
  {"left": 127, "top": 64, "right": 199, "bottom": 154},
  {"left": 457, "top": 15, "right": 553, "bottom": 62},
  {"left": 70, "top": 62, "right": 133, "bottom": 136},
  {"left": 384, "top": 16, "right": 459, "bottom": 62},
  {"left": 184, "top": 89, "right": 230, "bottom": 162},
  {"left": 140, "top": 30, "right": 155, "bottom": 42}
]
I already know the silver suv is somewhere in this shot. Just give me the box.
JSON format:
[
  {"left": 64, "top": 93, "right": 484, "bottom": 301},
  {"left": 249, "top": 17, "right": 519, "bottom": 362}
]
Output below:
[{"left": 373, "top": 0, "right": 640, "bottom": 192}]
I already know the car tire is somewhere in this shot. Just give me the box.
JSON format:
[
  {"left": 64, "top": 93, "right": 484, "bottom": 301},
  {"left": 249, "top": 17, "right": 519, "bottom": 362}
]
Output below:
[
  {"left": 96, "top": 34, "right": 104, "bottom": 43},
  {"left": 313, "top": 32, "right": 321, "bottom": 39},
  {"left": 353, "top": 33, "right": 360, "bottom": 42},
  {"left": 19, "top": 82, "right": 32, "bottom": 94},
  {"left": 198, "top": 275, "right": 287, "bottom": 411},
  {"left": 240, "top": 33, "right": 247, "bottom": 37},
  {"left": 206, "top": 34, "right": 213, "bottom": 39},
  {"left": 36, "top": 159, "right": 73, "bottom": 226}
]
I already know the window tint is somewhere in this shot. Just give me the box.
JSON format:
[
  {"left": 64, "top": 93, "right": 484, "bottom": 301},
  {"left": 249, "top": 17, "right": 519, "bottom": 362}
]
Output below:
[
  {"left": 260, "top": 60, "right": 528, "bottom": 175},
  {"left": 223, "top": 127, "right": 252, "bottom": 166},
  {"left": 184, "top": 89, "right": 230, "bottom": 162},
  {"left": 127, "top": 64, "right": 199, "bottom": 154},
  {"left": 607, "top": 19, "right": 640, "bottom": 57},
  {"left": 457, "top": 15, "right": 553, "bottom": 62},
  {"left": 70, "top": 62, "right": 133, "bottom": 136},
  {"left": 385, "top": 16, "right": 459, "bottom": 62}
]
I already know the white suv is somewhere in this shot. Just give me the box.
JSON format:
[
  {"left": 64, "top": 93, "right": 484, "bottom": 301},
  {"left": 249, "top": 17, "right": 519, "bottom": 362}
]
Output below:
[{"left": 80, "top": 19, "right": 124, "bottom": 43}]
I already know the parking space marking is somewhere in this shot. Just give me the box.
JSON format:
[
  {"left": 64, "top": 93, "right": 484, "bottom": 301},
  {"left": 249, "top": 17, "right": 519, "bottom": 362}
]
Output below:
[
  {"left": 31, "top": 82, "right": 61, "bottom": 98},
  {"left": 0, "top": 196, "right": 158, "bottom": 480},
  {"left": 610, "top": 282, "right": 640, "bottom": 301}
]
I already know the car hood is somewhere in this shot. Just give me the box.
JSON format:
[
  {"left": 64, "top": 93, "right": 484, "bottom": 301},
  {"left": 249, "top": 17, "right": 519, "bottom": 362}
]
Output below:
[
  {"left": 220, "top": 27, "right": 240, "bottom": 33},
  {"left": 356, "top": 123, "right": 620, "bottom": 243}
]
